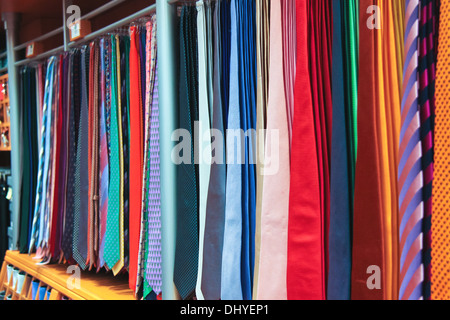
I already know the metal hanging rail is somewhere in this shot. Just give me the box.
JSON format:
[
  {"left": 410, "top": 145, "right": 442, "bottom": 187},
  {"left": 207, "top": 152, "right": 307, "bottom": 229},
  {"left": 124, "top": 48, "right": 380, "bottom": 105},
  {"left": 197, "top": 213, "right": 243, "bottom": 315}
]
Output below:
[{"left": 13, "top": 0, "right": 140, "bottom": 66}]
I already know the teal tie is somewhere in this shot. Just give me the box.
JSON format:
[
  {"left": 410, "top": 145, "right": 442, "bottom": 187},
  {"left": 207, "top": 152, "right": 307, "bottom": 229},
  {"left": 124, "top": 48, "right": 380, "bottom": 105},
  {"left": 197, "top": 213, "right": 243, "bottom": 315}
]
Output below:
[{"left": 104, "top": 35, "right": 121, "bottom": 269}]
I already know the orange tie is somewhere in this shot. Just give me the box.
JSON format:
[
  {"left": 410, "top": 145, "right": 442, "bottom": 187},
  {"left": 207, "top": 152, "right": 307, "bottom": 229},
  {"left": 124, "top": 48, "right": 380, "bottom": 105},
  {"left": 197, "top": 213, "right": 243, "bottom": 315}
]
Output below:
[{"left": 431, "top": 0, "right": 450, "bottom": 301}]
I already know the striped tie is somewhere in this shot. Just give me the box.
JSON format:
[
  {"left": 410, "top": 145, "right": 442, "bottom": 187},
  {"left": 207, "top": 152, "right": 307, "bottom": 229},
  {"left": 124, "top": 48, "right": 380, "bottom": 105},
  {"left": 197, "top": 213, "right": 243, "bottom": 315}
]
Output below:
[
  {"left": 29, "top": 57, "right": 56, "bottom": 253},
  {"left": 398, "top": 0, "right": 425, "bottom": 300},
  {"left": 418, "top": 0, "right": 438, "bottom": 300}
]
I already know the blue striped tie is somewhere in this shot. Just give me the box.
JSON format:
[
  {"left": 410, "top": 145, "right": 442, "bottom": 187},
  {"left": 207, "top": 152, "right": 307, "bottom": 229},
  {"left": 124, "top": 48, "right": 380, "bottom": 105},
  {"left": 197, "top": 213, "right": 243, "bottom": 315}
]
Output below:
[{"left": 398, "top": 0, "right": 425, "bottom": 300}]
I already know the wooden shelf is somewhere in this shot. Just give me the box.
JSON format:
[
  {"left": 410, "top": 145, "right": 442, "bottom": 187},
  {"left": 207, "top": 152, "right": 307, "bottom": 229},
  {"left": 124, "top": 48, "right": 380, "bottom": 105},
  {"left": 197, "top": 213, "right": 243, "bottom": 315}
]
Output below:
[{"left": 0, "top": 251, "right": 135, "bottom": 300}]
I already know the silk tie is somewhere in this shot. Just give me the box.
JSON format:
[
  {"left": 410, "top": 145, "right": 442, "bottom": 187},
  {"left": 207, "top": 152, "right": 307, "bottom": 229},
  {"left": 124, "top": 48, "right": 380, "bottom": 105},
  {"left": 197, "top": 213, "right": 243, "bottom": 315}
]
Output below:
[
  {"left": 257, "top": 0, "right": 290, "bottom": 300},
  {"left": 61, "top": 50, "right": 80, "bottom": 263},
  {"left": 19, "top": 67, "right": 32, "bottom": 253},
  {"left": 398, "top": 0, "right": 425, "bottom": 300},
  {"left": 130, "top": 25, "right": 144, "bottom": 291},
  {"left": 112, "top": 34, "right": 125, "bottom": 275},
  {"left": 221, "top": 0, "right": 243, "bottom": 301},
  {"left": 98, "top": 38, "right": 110, "bottom": 269},
  {"left": 253, "top": 0, "right": 269, "bottom": 298},
  {"left": 104, "top": 35, "right": 121, "bottom": 270},
  {"left": 195, "top": 0, "right": 212, "bottom": 301},
  {"left": 431, "top": 0, "right": 450, "bottom": 301},
  {"left": 287, "top": 0, "right": 325, "bottom": 300},
  {"left": 174, "top": 5, "right": 199, "bottom": 300},
  {"left": 120, "top": 35, "right": 131, "bottom": 270},
  {"left": 351, "top": 0, "right": 385, "bottom": 300},
  {"left": 328, "top": 0, "right": 352, "bottom": 300},
  {"left": 145, "top": 59, "right": 161, "bottom": 297},
  {"left": 201, "top": 0, "right": 226, "bottom": 300},
  {"left": 73, "top": 46, "right": 90, "bottom": 270},
  {"left": 418, "top": 0, "right": 437, "bottom": 300}
]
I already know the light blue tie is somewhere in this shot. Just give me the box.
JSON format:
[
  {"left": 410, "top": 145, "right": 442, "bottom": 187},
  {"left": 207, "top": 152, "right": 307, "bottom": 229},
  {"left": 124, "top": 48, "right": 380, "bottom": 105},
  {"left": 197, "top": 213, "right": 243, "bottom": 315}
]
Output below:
[{"left": 221, "top": 0, "right": 243, "bottom": 300}]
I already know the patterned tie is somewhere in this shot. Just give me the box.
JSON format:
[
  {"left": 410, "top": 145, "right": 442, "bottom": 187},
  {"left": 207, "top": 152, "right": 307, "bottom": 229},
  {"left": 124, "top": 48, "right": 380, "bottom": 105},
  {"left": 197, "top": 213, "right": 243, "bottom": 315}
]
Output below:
[
  {"left": 174, "top": 5, "right": 199, "bottom": 300},
  {"left": 431, "top": 0, "right": 450, "bottom": 301},
  {"left": 104, "top": 35, "right": 121, "bottom": 270},
  {"left": 145, "top": 61, "right": 161, "bottom": 297},
  {"left": 29, "top": 57, "right": 56, "bottom": 253},
  {"left": 398, "top": 0, "right": 425, "bottom": 300},
  {"left": 61, "top": 50, "right": 80, "bottom": 262},
  {"left": 73, "top": 46, "right": 90, "bottom": 270},
  {"left": 98, "top": 38, "right": 110, "bottom": 269},
  {"left": 111, "top": 34, "right": 125, "bottom": 275},
  {"left": 136, "top": 18, "right": 153, "bottom": 296},
  {"left": 418, "top": 0, "right": 438, "bottom": 300}
]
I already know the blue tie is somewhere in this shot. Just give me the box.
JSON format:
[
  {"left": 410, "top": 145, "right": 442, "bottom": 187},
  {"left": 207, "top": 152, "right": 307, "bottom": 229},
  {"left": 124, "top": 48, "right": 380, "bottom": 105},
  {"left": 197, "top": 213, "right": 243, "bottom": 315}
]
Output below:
[
  {"left": 327, "top": 0, "right": 353, "bottom": 300},
  {"left": 221, "top": 0, "right": 243, "bottom": 300}
]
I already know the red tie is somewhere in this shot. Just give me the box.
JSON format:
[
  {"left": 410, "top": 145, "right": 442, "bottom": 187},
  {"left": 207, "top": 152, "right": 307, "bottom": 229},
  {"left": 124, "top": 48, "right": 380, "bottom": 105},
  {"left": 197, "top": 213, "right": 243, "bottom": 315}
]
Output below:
[
  {"left": 129, "top": 26, "right": 144, "bottom": 291},
  {"left": 288, "top": 0, "right": 325, "bottom": 300},
  {"left": 351, "top": 0, "right": 385, "bottom": 300}
]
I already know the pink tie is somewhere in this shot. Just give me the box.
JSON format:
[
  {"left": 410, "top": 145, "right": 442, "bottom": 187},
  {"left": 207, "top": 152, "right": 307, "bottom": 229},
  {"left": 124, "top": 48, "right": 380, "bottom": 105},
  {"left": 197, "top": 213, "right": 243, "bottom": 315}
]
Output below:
[{"left": 256, "top": 0, "right": 290, "bottom": 300}]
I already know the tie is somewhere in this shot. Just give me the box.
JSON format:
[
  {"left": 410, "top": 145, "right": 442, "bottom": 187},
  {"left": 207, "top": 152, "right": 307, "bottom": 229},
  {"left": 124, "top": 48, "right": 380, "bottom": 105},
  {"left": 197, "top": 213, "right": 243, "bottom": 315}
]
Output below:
[
  {"left": 120, "top": 36, "right": 131, "bottom": 270},
  {"left": 104, "top": 35, "right": 121, "bottom": 270},
  {"left": 145, "top": 60, "right": 162, "bottom": 297},
  {"left": 201, "top": 0, "right": 227, "bottom": 300},
  {"left": 418, "top": 0, "right": 437, "bottom": 300},
  {"left": 253, "top": 0, "right": 269, "bottom": 298},
  {"left": 287, "top": 0, "right": 324, "bottom": 300},
  {"left": 137, "top": 18, "right": 155, "bottom": 296},
  {"left": 328, "top": 0, "right": 353, "bottom": 301},
  {"left": 130, "top": 24, "right": 145, "bottom": 291},
  {"left": 61, "top": 50, "right": 80, "bottom": 262},
  {"left": 19, "top": 67, "right": 32, "bottom": 253},
  {"left": 398, "top": 0, "right": 425, "bottom": 300},
  {"left": 256, "top": 0, "right": 290, "bottom": 301},
  {"left": 98, "top": 38, "right": 110, "bottom": 269},
  {"left": 351, "top": 0, "right": 385, "bottom": 300},
  {"left": 88, "top": 41, "right": 100, "bottom": 270},
  {"left": 112, "top": 34, "right": 125, "bottom": 275},
  {"left": 221, "top": 0, "right": 243, "bottom": 301},
  {"left": 431, "top": 0, "right": 450, "bottom": 301},
  {"left": 73, "top": 46, "right": 90, "bottom": 270},
  {"left": 174, "top": 5, "right": 199, "bottom": 300},
  {"left": 196, "top": 0, "right": 212, "bottom": 301}
]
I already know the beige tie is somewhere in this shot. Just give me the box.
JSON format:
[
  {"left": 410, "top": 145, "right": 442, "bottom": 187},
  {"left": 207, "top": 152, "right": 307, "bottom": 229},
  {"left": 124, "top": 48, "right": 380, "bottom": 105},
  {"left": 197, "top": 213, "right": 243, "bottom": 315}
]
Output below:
[{"left": 253, "top": 0, "right": 270, "bottom": 299}]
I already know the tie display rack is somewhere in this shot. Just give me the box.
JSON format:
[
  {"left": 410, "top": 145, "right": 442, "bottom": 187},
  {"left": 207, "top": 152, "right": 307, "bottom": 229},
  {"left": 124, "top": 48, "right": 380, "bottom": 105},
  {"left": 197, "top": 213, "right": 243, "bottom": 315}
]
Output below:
[
  {"left": 0, "top": 251, "right": 134, "bottom": 300},
  {"left": 1, "top": 0, "right": 180, "bottom": 299}
]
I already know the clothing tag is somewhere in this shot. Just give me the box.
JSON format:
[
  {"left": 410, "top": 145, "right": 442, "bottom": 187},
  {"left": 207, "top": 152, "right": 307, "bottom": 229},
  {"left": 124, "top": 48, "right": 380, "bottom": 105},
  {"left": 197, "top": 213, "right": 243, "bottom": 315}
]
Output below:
[
  {"left": 6, "top": 187, "right": 12, "bottom": 200},
  {"left": 71, "top": 22, "right": 81, "bottom": 39},
  {"left": 26, "top": 44, "right": 34, "bottom": 57}
]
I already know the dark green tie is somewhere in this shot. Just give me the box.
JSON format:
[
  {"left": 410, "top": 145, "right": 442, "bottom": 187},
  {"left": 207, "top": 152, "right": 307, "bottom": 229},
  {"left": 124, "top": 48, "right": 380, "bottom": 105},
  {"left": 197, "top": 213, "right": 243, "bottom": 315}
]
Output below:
[{"left": 174, "top": 5, "right": 199, "bottom": 300}]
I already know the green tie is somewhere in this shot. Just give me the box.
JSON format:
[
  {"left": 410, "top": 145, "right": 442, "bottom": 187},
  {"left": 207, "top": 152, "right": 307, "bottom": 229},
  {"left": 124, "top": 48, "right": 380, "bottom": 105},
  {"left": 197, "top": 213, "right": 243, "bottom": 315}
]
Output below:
[{"left": 104, "top": 35, "right": 121, "bottom": 269}]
